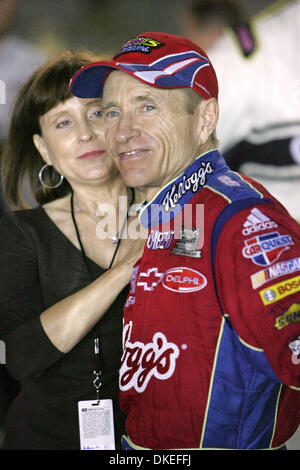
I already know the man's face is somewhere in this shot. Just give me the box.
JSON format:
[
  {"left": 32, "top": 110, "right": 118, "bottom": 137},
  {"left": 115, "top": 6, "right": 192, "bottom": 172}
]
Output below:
[{"left": 103, "top": 71, "right": 201, "bottom": 199}]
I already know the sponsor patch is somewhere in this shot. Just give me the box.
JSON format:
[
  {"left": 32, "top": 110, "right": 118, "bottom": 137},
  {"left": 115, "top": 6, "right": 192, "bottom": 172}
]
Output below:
[
  {"left": 125, "top": 265, "right": 140, "bottom": 307},
  {"left": 260, "top": 275, "right": 300, "bottom": 305},
  {"left": 274, "top": 303, "right": 300, "bottom": 330},
  {"left": 289, "top": 335, "right": 300, "bottom": 354},
  {"left": 137, "top": 267, "right": 164, "bottom": 291},
  {"left": 217, "top": 175, "right": 241, "bottom": 187},
  {"left": 113, "top": 36, "right": 164, "bottom": 59},
  {"left": 120, "top": 321, "right": 180, "bottom": 393},
  {"left": 162, "top": 267, "right": 207, "bottom": 293},
  {"left": 242, "top": 208, "right": 278, "bottom": 236},
  {"left": 250, "top": 257, "right": 300, "bottom": 289},
  {"left": 242, "top": 231, "right": 294, "bottom": 266},
  {"left": 162, "top": 162, "right": 214, "bottom": 212},
  {"left": 147, "top": 229, "right": 174, "bottom": 250},
  {"left": 171, "top": 226, "right": 202, "bottom": 258},
  {"left": 136, "top": 265, "right": 207, "bottom": 293}
]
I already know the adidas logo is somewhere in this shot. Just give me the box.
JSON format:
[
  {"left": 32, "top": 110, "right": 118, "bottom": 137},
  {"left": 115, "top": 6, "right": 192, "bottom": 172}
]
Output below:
[{"left": 242, "top": 208, "right": 278, "bottom": 235}]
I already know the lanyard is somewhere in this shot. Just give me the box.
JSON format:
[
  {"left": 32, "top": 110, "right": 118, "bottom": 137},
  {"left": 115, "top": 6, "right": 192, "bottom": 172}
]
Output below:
[{"left": 70, "top": 189, "right": 134, "bottom": 402}]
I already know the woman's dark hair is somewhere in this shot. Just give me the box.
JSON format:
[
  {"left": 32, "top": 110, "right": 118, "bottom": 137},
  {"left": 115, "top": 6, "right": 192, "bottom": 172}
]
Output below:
[{"left": 1, "top": 50, "right": 105, "bottom": 208}]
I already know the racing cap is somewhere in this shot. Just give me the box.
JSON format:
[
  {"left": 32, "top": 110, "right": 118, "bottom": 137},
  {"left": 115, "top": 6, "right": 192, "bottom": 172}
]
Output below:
[{"left": 70, "top": 31, "right": 219, "bottom": 101}]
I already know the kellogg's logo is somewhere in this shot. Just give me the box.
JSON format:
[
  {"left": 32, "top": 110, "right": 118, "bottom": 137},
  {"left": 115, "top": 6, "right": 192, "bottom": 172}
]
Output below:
[
  {"left": 120, "top": 321, "right": 180, "bottom": 393},
  {"left": 162, "top": 162, "right": 214, "bottom": 212},
  {"left": 162, "top": 267, "right": 207, "bottom": 293}
]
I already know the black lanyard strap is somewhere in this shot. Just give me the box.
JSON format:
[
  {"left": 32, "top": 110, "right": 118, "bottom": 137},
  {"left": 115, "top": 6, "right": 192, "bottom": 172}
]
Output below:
[{"left": 70, "top": 189, "right": 135, "bottom": 402}]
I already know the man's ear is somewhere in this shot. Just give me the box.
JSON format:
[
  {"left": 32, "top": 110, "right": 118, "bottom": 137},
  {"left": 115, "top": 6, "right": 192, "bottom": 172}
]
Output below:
[
  {"left": 33, "top": 134, "right": 52, "bottom": 165},
  {"left": 195, "top": 98, "right": 219, "bottom": 146}
]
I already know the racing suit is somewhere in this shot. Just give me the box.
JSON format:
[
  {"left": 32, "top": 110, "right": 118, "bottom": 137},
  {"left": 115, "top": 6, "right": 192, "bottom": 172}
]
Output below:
[
  {"left": 120, "top": 149, "right": 300, "bottom": 450},
  {"left": 209, "top": 0, "right": 300, "bottom": 222}
]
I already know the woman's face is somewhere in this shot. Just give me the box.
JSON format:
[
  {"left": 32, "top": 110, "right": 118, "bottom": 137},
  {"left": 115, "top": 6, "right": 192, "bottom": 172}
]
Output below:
[{"left": 33, "top": 96, "right": 118, "bottom": 187}]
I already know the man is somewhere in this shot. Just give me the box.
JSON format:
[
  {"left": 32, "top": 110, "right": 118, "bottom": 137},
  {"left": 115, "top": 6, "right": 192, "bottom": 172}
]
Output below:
[
  {"left": 71, "top": 32, "right": 300, "bottom": 450},
  {"left": 181, "top": 0, "right": 247, "bottom": 52}
]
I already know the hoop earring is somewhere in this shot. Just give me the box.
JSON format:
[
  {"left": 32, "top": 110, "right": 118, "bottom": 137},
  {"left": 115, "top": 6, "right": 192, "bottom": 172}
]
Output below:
[{"left": 39, "top": 164, "right": 64, "bottom": 189}]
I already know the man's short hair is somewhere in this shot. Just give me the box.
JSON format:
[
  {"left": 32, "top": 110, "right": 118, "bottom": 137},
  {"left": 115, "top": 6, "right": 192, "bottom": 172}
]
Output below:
[{"left": 180, "top": 88, "right": 219, "bottom": 148}]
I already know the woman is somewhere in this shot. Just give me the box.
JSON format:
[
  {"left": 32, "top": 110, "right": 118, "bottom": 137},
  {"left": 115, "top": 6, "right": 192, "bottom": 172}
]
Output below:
[{"left": 0, "top": 51, "right": 144, "bottom": 450}]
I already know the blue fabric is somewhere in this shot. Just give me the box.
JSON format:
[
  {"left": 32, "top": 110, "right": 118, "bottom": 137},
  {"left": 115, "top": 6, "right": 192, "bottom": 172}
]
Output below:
[
  {"left": 139, "top": 150, "right": 266, "bottom": 229},
  {"left": 201, "top": 319, "right": 282, "bottom": 449}
]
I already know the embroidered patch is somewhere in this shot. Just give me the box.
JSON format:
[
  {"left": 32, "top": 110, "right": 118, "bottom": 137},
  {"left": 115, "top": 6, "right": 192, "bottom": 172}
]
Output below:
[
  {"left": 259, "top": 275, "right": 300, "bottom": 306},
  {"left": 217, "top": 175, "right": 241, "bottom": 187},
  {"left": 242, "top": 231, "right": 294, "bottom": 266},
  {"left": 171, "top": 226, "right": 202, "bottom": 258},
  {"left": 113, "top": 36, "right": 164, "bottom": 59},
  {"left": 137, "top": 267, "right": 164, "bottom": 291},
  {"left": 273, "top": 303, "right": 300, "bottom": 330},
  {"left": 162, "top": 267, "right": 207, "bottom": 293},
  {"left": 242, "top": 208, "right": 278, "bottom": 236},
  {"left": 250, "top": 257, "right": 300, "bottom": 289},
  {"left": 162, "top": 161, "right": 214, "bottom": 212},
  {"left": 289, "top": 334, "right": 300, "bottom": 354},
  {"left": 120, "top": 321, "right": 180, "bottom": 393},
  {"left": 147, "top": 229, "right": 174, "bottom": 250}
]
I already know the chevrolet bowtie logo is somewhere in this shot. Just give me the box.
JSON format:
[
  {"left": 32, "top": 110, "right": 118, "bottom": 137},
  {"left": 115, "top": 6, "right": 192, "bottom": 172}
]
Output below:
[{"left": 137, "top": 268, "right": 164, "bottom": 291}]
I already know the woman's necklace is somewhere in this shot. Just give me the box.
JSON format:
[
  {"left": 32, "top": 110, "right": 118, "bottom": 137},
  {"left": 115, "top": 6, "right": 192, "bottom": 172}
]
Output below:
[{"left": 72, "top": 188, "right": 135, "bottom": 246}]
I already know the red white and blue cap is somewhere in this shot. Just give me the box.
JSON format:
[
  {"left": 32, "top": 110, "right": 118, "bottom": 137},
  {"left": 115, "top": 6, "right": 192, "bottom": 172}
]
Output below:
[{"left": 70, "top": 32, "right": 219, "bottom": 100}]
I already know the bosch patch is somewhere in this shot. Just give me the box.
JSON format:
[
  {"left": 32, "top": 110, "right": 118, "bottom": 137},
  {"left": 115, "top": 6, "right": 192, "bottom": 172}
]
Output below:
[{"left": 259, "top": 275, "right": 300, "bottom": 306}]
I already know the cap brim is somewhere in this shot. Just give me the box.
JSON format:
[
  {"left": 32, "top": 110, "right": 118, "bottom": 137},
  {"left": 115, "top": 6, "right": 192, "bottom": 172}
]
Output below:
[
  {"left": 70, "top": 61, "right": 122, "bottom": 98},
  {"left": 70, "top": 57, "right": 215, "bottom": 100}
]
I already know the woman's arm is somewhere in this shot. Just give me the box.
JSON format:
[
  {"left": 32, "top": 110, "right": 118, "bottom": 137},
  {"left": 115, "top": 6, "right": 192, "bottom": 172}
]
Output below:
[
  {"left": 40, "top": 246, "right": 141, "bottom": 353},
  {"left": 0, "top": 212, "right": 144, "bottom": 380}
]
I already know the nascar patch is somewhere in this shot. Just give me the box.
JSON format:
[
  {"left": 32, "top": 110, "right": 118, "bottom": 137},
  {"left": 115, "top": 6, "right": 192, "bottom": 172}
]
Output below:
[
  {"left": 250, "top": 257, "right": 300, "bottom": 289},
  {"left": 274, "top": 303, "right": 300, "bottom": 330},
  {"left": 242, "top": 231, "right": 294, "bottom": 266},
  {"left": 259, "top": 274, "right": 300, "bottom": 305}
]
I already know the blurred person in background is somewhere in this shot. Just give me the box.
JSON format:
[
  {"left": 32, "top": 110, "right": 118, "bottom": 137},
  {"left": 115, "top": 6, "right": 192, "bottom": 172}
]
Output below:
[
  {"left": 181, "top": 0, "right": 300, "bottom": 223},
  {"left": 181, "top": 0, "right": 248, "bottom": 51},
  {"left": 0, "top": 50, "right": 144, "bottom": 450},
  {"left": 0, "top": 0, "right": 45, "bottom": 147},
  {"left": 0, "top": 0, "right": 46, "bottom": 448}
]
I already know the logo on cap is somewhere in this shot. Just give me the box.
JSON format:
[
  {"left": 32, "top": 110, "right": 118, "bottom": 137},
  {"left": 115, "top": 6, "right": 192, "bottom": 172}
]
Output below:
[{"left": 114, "top": 36, "right": 164, "bottom": 59}]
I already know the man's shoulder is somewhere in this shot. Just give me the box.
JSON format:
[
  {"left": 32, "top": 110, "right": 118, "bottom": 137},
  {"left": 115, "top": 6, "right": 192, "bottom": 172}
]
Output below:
[{"left": 203, "top": 170, "right": 266, "bottom": 205}]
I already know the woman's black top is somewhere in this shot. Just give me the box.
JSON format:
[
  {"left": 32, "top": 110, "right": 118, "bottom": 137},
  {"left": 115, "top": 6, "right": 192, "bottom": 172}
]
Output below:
[{"left": 0, "top": 207, "right": 127, "bottom": 450}]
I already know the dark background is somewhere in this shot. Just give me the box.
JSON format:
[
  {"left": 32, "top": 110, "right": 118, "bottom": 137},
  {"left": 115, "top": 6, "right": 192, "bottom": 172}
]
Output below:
[{"left": 14, "top": 0, "right": 276, "bottom": 55}]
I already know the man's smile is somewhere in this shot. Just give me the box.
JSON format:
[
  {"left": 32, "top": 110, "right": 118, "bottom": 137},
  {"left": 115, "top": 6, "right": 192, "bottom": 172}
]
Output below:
[{"left": 118, "top": 149, "right": 149, "bottom": 160}]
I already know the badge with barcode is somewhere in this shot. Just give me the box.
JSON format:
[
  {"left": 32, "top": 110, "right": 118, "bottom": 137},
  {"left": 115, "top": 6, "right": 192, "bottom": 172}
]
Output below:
[{"left": 78, "top": 399, "right": 115, "bottom": 450}]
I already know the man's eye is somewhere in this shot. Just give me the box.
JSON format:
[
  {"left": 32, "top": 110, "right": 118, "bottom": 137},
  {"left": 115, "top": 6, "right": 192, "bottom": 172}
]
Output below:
[
  {"left": 56, "top": 120, "right": 70, "bottom": 128},
  {"left": 144, "top": 105, "right": 155, "bottom": 111},
  {"left": 105, "top": 110, "right": 119, "bottom": 118},
  {"left": 92, "top": 110, "right": 103, "bottom": 118}
]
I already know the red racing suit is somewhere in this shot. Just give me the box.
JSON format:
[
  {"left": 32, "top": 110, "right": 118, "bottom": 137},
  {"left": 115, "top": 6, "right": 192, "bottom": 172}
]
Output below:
[{"left": 119, "top": 149, "right": 300, "bottom": 450}]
